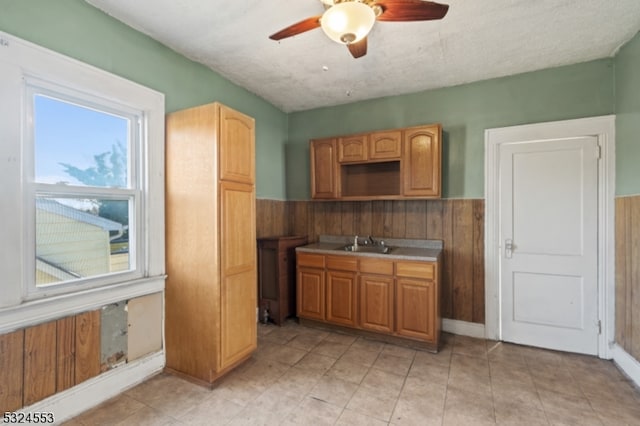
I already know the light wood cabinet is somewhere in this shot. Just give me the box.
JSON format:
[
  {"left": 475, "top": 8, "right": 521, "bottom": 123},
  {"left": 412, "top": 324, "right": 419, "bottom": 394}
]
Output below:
[
  {"left": 310, "top": 124, "right": 441, "bottom": 200},
  {"left": 310, "top": 138, "right": 338, "bottom": 199},
  {"left": 360, "top": 274, "right": 394, "bottom": 333},
  {"left": 165, "top": 102, "right": 257, "bottom": 386},
  {"left": 219, "top": 105, "right": 255, "bottom": 184},
  {"left": 326, "top": 271, "right": 357, "bottom": 326},
  {"left": 339, "top": 131, "right": 402, "bottom": 163},
  {"left": 219, "top": 181, "right": 256, "bottom": 370},
  {"left": 296, "top": 252, "right": 326, "bottom": 320},
  {"left": 338, "top": 134, "right": 368, "bottom": 163},
  {"left": 396, "top": 261, "right": 438, "bottom": 342},
  {"left": 396, "top": 278, "right": 437, "bottom": 341},
  {"left": 359, "top": 257, "right": 394, "bottom": 333},
  {"left": 369, "top": 130, "right": 402, "bottom": 160},
  {"left": 296, "top": 252, "right": 440, "bottom": 349},
  {"left": 403, "top": 125, "right": 442, "bottom": 197},
  {"left": 325, "top": 255, "right": 357, "bottom": 326},
  {"left": 297, "top": 267, "right": 325, "bottom": 320}
]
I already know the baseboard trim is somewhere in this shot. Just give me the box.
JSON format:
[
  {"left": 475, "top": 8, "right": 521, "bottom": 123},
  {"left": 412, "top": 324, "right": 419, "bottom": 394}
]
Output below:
[
  {"left": 21, "top": 351, "right": 165, "bottom": 424},
  {"left": 442, "top": 318, "right": 486, "bottom": 339},
  {"left": 611, "top": 344, "right": 640, "bottom": 388}
]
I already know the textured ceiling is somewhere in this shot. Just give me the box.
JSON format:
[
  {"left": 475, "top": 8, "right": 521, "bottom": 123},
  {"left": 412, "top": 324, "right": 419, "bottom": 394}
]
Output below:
[{"left": 85, "top": 0, "right": 640, "bottom": 112}]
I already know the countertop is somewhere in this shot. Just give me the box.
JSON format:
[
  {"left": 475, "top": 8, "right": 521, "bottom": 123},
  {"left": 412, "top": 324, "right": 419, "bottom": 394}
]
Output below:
[{"left": 295, "top": 235, "right": 442, "bottom": 262}]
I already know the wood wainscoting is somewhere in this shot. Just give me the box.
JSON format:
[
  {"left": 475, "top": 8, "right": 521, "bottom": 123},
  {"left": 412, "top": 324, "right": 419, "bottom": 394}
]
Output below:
[
  {"left": 0, "top": 310, "right": 101, "bottom": 412},
  {"left": 256, "top": 199, "right": 290, "bottom": 239},
  {"left": 616, "top": 195, "right": 640, "bottom": 360},
  {"left": 257, "top": 199, "right": 485, "bottom": 324}
]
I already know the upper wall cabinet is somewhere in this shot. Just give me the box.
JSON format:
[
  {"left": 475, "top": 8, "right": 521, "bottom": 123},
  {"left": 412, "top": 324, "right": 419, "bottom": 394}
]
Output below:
[
  {"left": 310, "top": 138, "right": 338, "bottom": 199},
  {"left": 338, "top": 134, "right": 368, "bottom": 163},
  {"left": 369, "top": 130, "right": 402, "bottom": 160},
  {"left": 310, "top": 124, "right": 441, "bottom": 200},
  {"left": 403, "top": 126, "right": 441, "bottom": 197}
]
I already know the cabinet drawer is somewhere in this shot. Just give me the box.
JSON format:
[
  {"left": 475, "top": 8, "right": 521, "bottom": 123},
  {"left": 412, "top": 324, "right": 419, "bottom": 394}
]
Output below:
[
  {"left": 326, "top": 255, "right": 358, "bottom": 272},
  {"left": 359, "top": 258, "right": 394, "bottom": 275},
  {"left": 396, "top": 261, "right": 434, "bottom": 279},
  {"left": 297, "top": 253, "right": 325, "bottom": 268}
]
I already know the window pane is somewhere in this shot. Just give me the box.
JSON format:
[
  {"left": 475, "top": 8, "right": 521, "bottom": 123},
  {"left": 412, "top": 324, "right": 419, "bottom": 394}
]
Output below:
[
  {"left": 34, "top": 95, "right": 130, "bottom": 188},
  {"left": 36, "top": 197, "right": 131, "bottom": 286}
]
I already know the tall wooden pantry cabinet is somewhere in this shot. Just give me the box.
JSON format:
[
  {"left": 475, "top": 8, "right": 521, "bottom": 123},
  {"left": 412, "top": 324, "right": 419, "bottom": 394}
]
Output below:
[{"left": 165, "top": 102, "right": 257, "bottom": 386}]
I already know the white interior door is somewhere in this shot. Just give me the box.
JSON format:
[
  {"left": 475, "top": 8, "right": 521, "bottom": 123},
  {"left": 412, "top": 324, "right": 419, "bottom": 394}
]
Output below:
[{"left": 499, "top": 136, "right": 600, "bottom": 355}]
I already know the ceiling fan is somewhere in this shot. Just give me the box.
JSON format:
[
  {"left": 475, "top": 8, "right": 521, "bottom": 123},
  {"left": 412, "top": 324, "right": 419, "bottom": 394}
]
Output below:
[{"left": 269, "top": 0, "right": 449, "bottom": 59}]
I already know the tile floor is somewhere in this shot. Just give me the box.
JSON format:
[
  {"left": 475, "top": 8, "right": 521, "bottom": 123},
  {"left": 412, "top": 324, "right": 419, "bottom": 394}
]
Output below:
[{"left": 65, "top": 321, "right": 640, "bottom": 425}]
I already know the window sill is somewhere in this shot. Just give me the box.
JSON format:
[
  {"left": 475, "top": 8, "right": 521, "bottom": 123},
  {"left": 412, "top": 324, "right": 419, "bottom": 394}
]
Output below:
[{"left": 0, "top": 275, "right": 166, "bottom": 334}]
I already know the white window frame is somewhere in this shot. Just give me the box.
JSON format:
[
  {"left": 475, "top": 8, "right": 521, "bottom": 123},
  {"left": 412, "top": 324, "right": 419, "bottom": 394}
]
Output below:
[
  {"left": 0, "top": 31, "right": 165, "bottom": 333},
  {"left": 25, "top": 80, "right": 145, "bottom": 296}
]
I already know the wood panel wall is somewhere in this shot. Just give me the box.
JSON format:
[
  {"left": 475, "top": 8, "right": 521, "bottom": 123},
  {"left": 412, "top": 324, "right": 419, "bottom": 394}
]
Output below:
[
  {"left": 256, "top": 199, "right": 289, "bottom": 238},
  {"left": 257, "top": 198, "right": 485, "bottom": 324},
  {"left": 616, "top": 195, "right": 640, "bottom": 361},
  {"left": 0, "top": 330, "right": 24, "bottom": 412},
  {"left": 0, "top": 310, "right": 101, "bottom": 412}
]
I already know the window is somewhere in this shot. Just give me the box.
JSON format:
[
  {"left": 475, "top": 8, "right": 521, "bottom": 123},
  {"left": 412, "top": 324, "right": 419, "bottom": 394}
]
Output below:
[
  {"left": 0, "top": 31, "right": 164, "bottom": 320},
  {"left": 27, "top": 86, "right": 141, "bottom": 291}
]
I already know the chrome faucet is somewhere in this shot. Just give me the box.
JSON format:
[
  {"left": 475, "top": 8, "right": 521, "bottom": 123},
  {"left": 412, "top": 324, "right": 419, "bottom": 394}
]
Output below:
[{"left": 354, "top": 235, "right": 359, "bottom": 249}]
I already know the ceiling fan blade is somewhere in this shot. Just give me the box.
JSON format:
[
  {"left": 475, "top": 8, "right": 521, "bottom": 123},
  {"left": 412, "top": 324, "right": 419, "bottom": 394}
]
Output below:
[
  {"left": 269, "top": 16, "right": 322, "bottom": 41},
  {"left": 348, "top": 38, "right": 368, "bottom": 59},
  {"left": 374, "top": 0, "right": 449, "bottom": 22}
]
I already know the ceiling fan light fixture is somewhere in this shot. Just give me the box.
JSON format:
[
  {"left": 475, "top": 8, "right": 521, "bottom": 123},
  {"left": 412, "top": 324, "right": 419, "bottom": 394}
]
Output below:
[{"left": 320, "top": 2, "right": 376, "bottom": 45}]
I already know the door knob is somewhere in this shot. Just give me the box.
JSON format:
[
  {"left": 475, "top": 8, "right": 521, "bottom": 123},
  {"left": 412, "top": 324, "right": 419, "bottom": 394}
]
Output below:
[{"left": 505, "top": 239, "right": 514, "bottom": 259}]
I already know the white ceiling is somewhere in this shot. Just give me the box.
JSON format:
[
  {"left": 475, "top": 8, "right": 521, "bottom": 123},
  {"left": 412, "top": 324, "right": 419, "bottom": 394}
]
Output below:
[{"left": 86, "top": 0, "right": 640, "bottom": 113}]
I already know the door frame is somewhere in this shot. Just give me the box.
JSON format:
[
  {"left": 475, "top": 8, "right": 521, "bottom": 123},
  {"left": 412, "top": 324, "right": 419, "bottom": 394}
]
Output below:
[{"left": 484, "top": 115, "right": 616, "bottom": 359}]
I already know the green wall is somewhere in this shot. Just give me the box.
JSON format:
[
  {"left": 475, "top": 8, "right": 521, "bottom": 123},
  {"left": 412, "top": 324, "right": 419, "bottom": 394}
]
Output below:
[
  {"left": 615, "top": 32, "right": 640, "bottom": 196},
  {"left": 2, "top": 1, "right": 636, "bottom": 200},
  {"left": 0, "top": 0, "right": 289, "bottom": 200},
  {"left": 288, "top": 60, "right": 615, "bottom": 199}
]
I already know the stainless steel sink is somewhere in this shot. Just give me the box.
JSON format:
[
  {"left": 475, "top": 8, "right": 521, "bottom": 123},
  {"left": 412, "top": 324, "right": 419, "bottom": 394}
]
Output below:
[{"left": 341, "top": 244, "right": 393, "bottom": 254}]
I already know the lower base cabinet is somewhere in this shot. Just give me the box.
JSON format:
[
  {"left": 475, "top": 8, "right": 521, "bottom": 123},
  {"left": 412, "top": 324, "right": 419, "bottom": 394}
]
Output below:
[
  {"left": 296, "top": 252, "right": 440, "bottom": 349},
  {"left": 297, "top": 267, "right": 325, "bottom": 321},
  {"left": 326, "top": 270, "right": 358, "bottom": 327},
  {"left": 396, "top": 278, "right": 437, "bottom": 341},
  {"left": 359, "top": 274, "right": 394, "bottom": 333}
]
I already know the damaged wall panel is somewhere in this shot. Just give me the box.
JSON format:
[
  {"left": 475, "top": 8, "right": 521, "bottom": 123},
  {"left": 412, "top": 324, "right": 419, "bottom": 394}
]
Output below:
[
  {"left": 100, "top": 302, "right": 128, "bottom": 371},
  {"left": 127, "top": 292, "right": 163, "bottom": 362}
]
